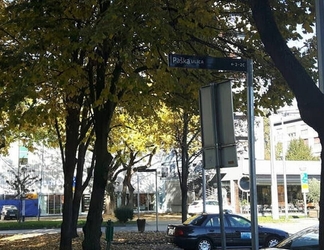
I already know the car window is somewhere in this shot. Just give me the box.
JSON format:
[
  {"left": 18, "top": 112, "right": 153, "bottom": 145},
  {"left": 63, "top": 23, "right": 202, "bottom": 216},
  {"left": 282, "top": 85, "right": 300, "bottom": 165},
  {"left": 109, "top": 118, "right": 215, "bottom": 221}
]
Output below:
[
  {"left": 206, "top": 218, "right": 215, "bottom": 227},
  {"left": 279, "top": 231, "right": 318, "bottom": 249},
  {"left": 276, "top": 226, "right": 318, "bottom": 249},
  {"left": 227, "top": 215, "right": 251, "bottom": 227},
  {"left": 184, "top": 214, "right": 207, "bottom": 226},
  {"left": 205, "top": 216, "right": 218, "bottom": 227},
  {"left": 290, "top": 231, "right": 318, "bottom": 250},
  {"left": 205, "top": 216, "right": 230, "bottom": 227}
]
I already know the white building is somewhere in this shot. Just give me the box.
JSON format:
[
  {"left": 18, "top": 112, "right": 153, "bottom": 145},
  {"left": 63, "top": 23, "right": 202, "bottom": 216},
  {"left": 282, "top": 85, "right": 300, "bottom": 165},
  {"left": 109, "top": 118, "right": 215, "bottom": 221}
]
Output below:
[{"left": 271, "top": 102, "right": 321, "bottom": 158}]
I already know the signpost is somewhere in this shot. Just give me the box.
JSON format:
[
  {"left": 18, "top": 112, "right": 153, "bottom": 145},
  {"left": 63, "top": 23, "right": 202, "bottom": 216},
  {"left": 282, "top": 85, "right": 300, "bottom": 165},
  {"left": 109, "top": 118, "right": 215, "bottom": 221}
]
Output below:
[
  {"left": 199, "top": 82, "right": 238, "bottom": 169},
  {"left": 300, "top": 172, "right": 309, "bottom": 216},
  {"left": 168, "top": 54, "right": 247, "bottom": 71},
  {"left": 168, "top": 54, "right": 257, "bottom": 250},
  {"left": 301, "top": 172, "right": 309, "bottom": 193}
]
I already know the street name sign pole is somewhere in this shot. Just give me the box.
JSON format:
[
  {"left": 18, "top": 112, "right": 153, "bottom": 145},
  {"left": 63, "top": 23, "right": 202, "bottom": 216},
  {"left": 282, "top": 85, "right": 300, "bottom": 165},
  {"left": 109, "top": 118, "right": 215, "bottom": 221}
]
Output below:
[
  {"left": 168, "top": 54, "right": 258, "bottom": 250},
  {"left": 300, "top": 172, "right": 309, "bottom": 217}
]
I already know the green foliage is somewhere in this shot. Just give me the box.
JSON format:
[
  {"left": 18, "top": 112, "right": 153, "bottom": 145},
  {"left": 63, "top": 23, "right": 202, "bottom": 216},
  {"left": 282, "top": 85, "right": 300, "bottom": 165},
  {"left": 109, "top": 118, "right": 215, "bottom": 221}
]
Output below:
[
  {"left": 308, "top": 178, "right": 320, "bottom": 205},
  {"left": 0, "top": 0, "right": 319, "bottom": 247},
  {"left": 114, "top": 207, "right": 134, "bottom": 223},
  {"left": 275, "top": 142, "right": 283, "bottom": 160},
  {"left": 0, "top": 220, "right": 84, "bottom": 230},
  {"left": 285, "top": 138, "right": 319, "bottom": 161}
]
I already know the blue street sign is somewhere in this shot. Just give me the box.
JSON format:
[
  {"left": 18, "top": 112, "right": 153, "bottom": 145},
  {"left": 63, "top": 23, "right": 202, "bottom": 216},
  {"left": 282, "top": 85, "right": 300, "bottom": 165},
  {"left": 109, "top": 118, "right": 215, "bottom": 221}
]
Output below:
[
  {"left": 168, "top": 54, "right": 247, "bottom": 71},
  {"left": 300, "top": 172, "right": 309, "bottom": 193}
]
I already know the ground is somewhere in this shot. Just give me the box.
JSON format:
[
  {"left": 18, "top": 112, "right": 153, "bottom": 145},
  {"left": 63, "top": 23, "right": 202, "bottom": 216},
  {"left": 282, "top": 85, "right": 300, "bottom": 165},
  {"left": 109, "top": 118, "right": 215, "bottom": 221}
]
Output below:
[
  {"left": 0, "top": 213, "right": 182, "bottom": 250},
  {"left": 0, "top": 231, "right": 181, "bottom": 250}
]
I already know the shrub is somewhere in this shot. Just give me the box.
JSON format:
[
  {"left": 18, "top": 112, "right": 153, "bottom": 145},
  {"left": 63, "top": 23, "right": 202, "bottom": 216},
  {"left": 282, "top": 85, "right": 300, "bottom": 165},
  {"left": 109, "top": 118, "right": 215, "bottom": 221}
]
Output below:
[{"left": 114, "top": 206, "right": 134, "bottom": 223}]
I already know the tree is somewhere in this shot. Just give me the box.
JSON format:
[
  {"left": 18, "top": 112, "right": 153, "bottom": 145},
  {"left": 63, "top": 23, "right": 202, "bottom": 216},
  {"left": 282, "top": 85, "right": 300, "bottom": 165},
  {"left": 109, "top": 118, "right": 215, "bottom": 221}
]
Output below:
[
  {"left": 105, "top": 110, "right": 162, "bottom": 211},
  {"left": 157, "top": 105, "right": 201, "bottom": 222},
  {"left": 5, "top": 164, "right": 39, "bottom": 221},
  {"left": 245, "top": 0, "right": 324, "bottom": 248},
  {"left": 286, "top": 138, "right": 319, "bottom": 161},
  {"left": 308, "top": 178, "right": 320, "bottom": 208},
  {"left": 1, "top": 1, "right": 320, "bottom": 249},
  {"left": 0, "top": 1, "right": 95, "bottom": 248}
]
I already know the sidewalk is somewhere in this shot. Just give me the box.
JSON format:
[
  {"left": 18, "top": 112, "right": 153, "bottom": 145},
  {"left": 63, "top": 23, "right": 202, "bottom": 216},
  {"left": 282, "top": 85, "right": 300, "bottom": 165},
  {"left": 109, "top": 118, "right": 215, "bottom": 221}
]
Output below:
[{"left": 0, "top": 216, "right": 318, "bottom": 236}]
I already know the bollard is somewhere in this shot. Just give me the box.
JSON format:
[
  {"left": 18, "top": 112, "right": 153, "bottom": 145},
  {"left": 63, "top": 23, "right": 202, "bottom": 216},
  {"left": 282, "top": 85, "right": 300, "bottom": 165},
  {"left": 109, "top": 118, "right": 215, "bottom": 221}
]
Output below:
[{"left": 105, "top": 220, "right": 114, "bottom": 250}]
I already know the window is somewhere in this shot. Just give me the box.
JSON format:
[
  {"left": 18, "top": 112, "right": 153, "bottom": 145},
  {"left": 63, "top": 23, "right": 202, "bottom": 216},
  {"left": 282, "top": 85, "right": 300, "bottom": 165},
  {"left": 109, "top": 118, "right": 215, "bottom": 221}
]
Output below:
[{"left": 228, "top": 216, "right": 251, "bottom": 227}]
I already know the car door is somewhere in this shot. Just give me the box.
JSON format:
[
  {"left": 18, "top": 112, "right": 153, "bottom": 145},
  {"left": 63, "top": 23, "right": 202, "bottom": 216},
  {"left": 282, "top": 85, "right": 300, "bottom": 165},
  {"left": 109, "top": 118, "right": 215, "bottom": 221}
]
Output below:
[
  {"left": 205, "top": 215, "right": 234, "bottom": 247},
  {"left": 204, "top": 215, "right": 222, "bottom": 246},
  {"left": 225, "top": 214, "right": 252, "bottom": 247}
]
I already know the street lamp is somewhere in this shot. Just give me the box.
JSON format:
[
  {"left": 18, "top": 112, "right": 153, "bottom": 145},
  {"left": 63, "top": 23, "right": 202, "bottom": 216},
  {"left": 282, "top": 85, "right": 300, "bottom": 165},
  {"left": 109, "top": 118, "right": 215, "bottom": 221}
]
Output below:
[
  {"left": 137, "top": 168, "right": 159, "bottom": 232},
  {"left": 281, "top": 117, "right": 289, "bottom": 220},
  {"left": 269, "top": 116, "right": 279, "bottom": 220}
]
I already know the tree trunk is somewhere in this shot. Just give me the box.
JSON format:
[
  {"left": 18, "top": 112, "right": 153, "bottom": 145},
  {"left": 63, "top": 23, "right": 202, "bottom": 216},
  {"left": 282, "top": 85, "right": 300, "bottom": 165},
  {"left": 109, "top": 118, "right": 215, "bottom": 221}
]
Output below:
[
  {"left": 82, "top": 103, "right": 113, "bottom": 249},
  {"left": 128, "top": 184, "right": 135, "bottom": 209},
  {"left": 71, "top": 189, "right": 83, "bottom": 238},
  {"left": 60, "top": 104, "right": 80, "bottom": 250},
  {"left": 82, "top": 151, "right": 112, "bottom": 250},
  {"left": 106, "top": 183, "right": 116, "bottom": 215},
  {"left": 248, "top": 0, "right": 324, "bottom": 248},
  {"left": 181, "top": 186, "right": 188, "bottom": 222},
  {"left": 181, "top": 112, "right": 190, "bottom": 223},
  {"left": 71, "top": 142, "right": 91, "bottom": 237},
  {"left": 60, "top": 178, "right": 74, "bottom": 250}
]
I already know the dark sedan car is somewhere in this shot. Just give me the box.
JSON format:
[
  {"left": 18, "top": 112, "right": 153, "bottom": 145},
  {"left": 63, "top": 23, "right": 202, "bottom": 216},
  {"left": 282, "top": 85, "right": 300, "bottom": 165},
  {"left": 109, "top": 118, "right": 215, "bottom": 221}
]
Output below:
[
  {"left": 1, "top": 205, "right": 19, "bottom": 220},
  {"left": 260, "top": 225, "right": 318, "bottom": 250},
  {"left": 167, "top": 213, "right": 289, "bottom": 250}
]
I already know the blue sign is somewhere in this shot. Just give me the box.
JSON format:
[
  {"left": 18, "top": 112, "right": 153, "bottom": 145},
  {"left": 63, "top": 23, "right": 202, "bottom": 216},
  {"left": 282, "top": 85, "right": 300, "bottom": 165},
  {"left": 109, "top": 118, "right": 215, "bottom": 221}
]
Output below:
[
  {"left": 168, "top": 54, "right": 247, "bottom": 71},
  {"left": 300, "top": 172, "right": 309, "bottom": 193}
]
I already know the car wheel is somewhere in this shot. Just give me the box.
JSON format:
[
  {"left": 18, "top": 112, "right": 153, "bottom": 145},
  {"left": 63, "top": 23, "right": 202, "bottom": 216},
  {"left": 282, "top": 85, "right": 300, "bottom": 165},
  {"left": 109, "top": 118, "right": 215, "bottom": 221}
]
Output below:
[
  {"left": 197, "top": 238, "right": 212, "bottom": 250},
  {"left": 264, "top": 235, "right": 281, "bottom": 247}
]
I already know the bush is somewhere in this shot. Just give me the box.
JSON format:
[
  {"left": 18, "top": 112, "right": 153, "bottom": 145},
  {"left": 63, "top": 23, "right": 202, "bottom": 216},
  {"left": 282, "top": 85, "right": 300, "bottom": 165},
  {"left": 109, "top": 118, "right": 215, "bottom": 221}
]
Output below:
[{"left": 114, "top": 206, "right": 134, "bottom": 223}]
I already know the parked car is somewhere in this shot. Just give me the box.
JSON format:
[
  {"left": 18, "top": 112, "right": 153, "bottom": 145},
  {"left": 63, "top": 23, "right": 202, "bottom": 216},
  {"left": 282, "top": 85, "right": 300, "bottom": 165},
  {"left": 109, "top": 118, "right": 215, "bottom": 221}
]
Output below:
[
  {"left": 188, "top": 200, "right": 220, "bottom": 215},
  {"left": 167, "top": 213, "right": 289, "bottom": 250},
  {"left": 1, "top": 205, "right": 19, "bottom": 220},
  {"left": 260, "top": 225, "right": 318, "bottom": 250},
  {"left": 188, "top": 199, "right": 233, "bottom": 215}
]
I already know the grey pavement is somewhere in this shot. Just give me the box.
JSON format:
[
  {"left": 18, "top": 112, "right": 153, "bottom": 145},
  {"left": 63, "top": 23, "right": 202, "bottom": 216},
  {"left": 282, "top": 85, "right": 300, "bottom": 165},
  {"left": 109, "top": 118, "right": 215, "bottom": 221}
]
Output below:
[
  {"left": 259, "top": 217, "right": 318, "bottom": 234},
  {"left": 115, "top": 217, "right": 319, "bottom": 234}
]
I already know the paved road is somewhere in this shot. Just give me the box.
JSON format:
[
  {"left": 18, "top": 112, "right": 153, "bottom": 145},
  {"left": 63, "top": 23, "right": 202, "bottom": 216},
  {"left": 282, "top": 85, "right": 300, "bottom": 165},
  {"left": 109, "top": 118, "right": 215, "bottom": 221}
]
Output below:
[{"left": 116, "top": 217, "right": 319, "bottom": 234}]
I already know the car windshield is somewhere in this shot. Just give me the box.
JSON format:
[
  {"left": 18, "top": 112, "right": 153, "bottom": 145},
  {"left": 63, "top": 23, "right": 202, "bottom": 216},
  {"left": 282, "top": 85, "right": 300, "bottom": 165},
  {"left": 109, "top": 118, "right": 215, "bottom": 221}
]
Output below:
[
  {"left": 2, "top": 205, "right": 17, "bottom": 210},
  {"left": 276, "top": 226, "right": 318, "bottom": 248},
  {"left": 206, "top": 201, "right": 218, "bottom": 205},
  {"left": 184, "top": 214, "right": 206, "bottom": 226}
]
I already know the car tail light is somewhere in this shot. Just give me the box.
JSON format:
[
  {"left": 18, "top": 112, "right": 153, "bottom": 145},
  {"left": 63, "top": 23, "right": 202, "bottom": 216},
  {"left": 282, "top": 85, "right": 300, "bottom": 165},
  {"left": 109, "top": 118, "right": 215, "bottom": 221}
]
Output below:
[{"left": 175, "top": 228, "right": 184, "bottom": 236}]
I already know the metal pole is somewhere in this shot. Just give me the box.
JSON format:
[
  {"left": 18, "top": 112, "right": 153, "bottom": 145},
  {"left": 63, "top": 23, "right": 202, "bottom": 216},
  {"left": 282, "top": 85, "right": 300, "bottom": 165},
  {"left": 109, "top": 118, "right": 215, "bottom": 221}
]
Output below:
[
  {"left": 316, "top": 0, "right": 324, "bottom": 93},
  {"left": 210, "top": 83, "right": 226, "bottom": 250},
  {"left": 281, "top": 117, "right": 289, "bottom": 220},
  {"left": 303, "top": 192, "right": 307, "bottom": 217},
  {"left": 247, "top": 59, "right": 259, "bottom": 250},
  {"left": 155, "top": 170, "right": 158, "bottom": 232},
  {"left": 202, "top": 168, "right": 206, "bottom": 213},
  {"left": 137, "top": 173, "right": 140, "bottom": 219},
  {"left": 270, "top": 116, "right": 279, "bottom": 220}
]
